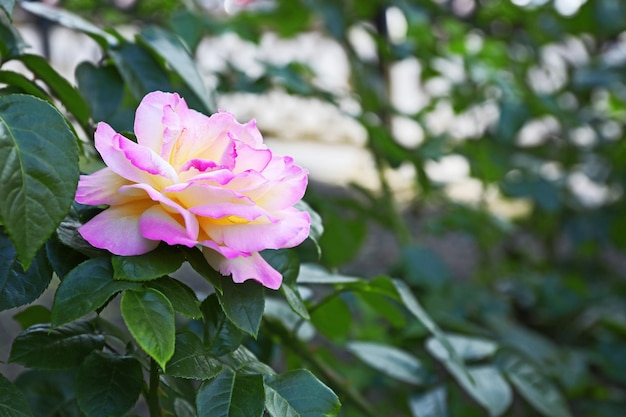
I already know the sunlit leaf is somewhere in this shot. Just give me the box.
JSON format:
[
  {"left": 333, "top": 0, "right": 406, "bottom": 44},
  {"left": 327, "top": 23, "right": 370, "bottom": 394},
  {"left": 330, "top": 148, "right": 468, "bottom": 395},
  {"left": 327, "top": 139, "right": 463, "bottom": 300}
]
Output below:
[
  {"left": 0, "top": 0, "right": 15, "bottom": 20},
  {"left": 0, "top": 94, "right": 78, "bottom": 269},
  {"left": 121, "top": 288, "right": 175, "bottom": 369},
  {"left": 408, "top": 386, "right": 447, "bottom": 417},
  {"left": 497, "top": 351, "right": 572, "bottom": 417},
  {"left": 426, "top": 334, "right": 498, "bottom": 362},
  {"left": 297, "top": 264, "right": 359, "bottom": 284},
  {"left": 347, "top": 341, "right": 424, "bottom": 385}
]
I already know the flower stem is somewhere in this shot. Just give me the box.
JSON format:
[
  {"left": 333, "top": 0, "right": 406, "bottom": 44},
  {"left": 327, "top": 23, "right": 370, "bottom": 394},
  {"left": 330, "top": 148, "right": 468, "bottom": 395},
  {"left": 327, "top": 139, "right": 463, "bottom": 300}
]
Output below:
[
  {"left": 147, "top": 359, "right": 162, "bottom": 417},
  {"left": 266, "top": 320, "right": 378, "bottom": 417}
]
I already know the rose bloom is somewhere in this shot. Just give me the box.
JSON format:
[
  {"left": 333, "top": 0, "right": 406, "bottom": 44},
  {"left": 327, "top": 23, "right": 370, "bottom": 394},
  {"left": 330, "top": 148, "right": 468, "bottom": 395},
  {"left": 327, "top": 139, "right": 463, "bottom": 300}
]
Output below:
[{"left": 75, "top": 91, "right": 310, "bottom": 289}]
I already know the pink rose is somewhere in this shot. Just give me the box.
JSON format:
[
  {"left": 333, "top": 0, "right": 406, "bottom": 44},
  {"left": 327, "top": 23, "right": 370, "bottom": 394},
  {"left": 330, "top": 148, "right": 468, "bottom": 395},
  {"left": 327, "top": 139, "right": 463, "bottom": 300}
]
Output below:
[{"left": 75, "top": 91, "right": 310, "bottom": 289}]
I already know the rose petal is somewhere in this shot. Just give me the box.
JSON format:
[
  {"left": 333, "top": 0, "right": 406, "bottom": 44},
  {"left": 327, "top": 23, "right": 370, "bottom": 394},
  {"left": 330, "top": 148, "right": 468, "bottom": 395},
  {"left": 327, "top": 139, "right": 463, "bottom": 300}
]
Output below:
[
  {"left": 190, "top": 202, "right": 273, "bottom": 222},
  {"left": 232, "top": 141, "right": 272, "bottom": 174},
  {"left": 119, "top": 183, "right": 200, "bottom": 242},
  {"left": 203, "top": 249, "right": 282, "bottom": 289},
  {"left": 168, "top": 112, "right": 232, "bottom": 169},
  {"left": 139, "top": 205, "right": 199, "bottom": 247},
  {"left": 200, "top": 208, "right": 310, "bottom": 253},
  {"left": 78, "top": 201, "right": 159, "bottom": 255},
  {"left": 134, "top": 91, "right": 185, "bottom": 155},
  {"left": 95, "top": 122, "right": 178, "bottom": 186},
  {"left": 169, "top": 182, "right": 251, "bottom": 210},
  {"left": 75, "top": 168, "right": 132, "bottom": 205}
]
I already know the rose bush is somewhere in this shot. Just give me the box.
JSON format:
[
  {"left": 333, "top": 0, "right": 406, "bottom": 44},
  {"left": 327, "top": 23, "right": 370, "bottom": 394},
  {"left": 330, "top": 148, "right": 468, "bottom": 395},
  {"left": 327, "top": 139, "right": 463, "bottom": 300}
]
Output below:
[{"left": 75, "top": 91, "right": 310, "bottom": 289}]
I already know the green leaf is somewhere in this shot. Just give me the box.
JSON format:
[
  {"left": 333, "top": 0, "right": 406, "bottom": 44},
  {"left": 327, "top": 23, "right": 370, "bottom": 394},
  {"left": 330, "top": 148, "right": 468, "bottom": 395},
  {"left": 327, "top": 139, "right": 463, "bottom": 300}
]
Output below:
[
  {"left": 9, "top": 322, "right": 105, "bottom": 370},
  {"left": 264, "top": 298, "right": 314, "bottom": 340},
  {"left": 76, "top": 352, "right": 143, "bottom": 417},
  {"left": 217, "top": 279, "right": 265, "bottom": 337},
  {"left": 0, "top": 372, "right": 33, "bottom": 417},
  {"left": 14, "top": 370, "right": 81, "bottom": 417},
  {"left": 173, "top": 398, "right": 196, "bottom": 417},
  {"left": 280, "top": 284, "right": 309, "bottom": 320},
  {"left": 297, "top": 264, "right": 359, "bottom": 284},
  {"left": 227, "top": 346, "right": 275, "bottom": 376},
  {"left": 459, "top": 366, "right": 512, "bottom": 417},
  {"left": 52, "top": 258, "right": 139, "bottom": 327},
  {"left": 182, "top": 246, "right": 223, "bottom": 292},
  {"left": 501, "top": 177, "right": 560, "bottom": 213},
  {"left": 110, "top": 42, "right": 173, "bottom": 102},
  {"left": 408, "top": 386, "right": 447, "bottom": 417},
  {"left": 196, "top": 369, "right": 265, "bottom": 417},
  {"left": 17, "top": 54, "right": 89, "bottom": 126},
  {"left": 169, "top": 9, "right": 206, "bottom": 53},
  {"left": 0, "top": 0, "right": 15, "bottom": 20},
  {"left": 263, "top": 249, "right": 308, "bottom": 319},
  {"left": 294, "top": 201, "right": 323, "bottom": 257},
  {"left": 430, "top": 346, "right": 512, "bottom": 417},
  {"left": 356, "top": 292, "right": 406, "bottom": 328},
  {"left": 0, "top": 229, "right": 53, "bottom": 311},
  {"left": 45, "top": 231, "right": 88, "bottom": 280},
  {"left": 262, "top": 249, "right": 300, "bottom": 284},
  {"left": 394, "top": 280, "right": 486, "bottom": 404},
  {"left": 264, "top": 369, "right": 341, "bottom": 417},
  {"left": 19, "top": 2, "right": 118, "bottom": 48},
  {"left": 202, "top": 294, "right": 244, "bottom": 356},
  {"left": 138, "top": 26, "right": 215, "bottom": 113},
  {"left": 310, "top": 295, "right": 351, "bottom": 341},
  {"left": 75, "top": 62, "right": 130, "bottom": 129},
  {"left": 0, "top": 94, "right": 79, "bottom": 269},
  {"left": 0, "top": 71, "right": 49, "bottom": 101},
  {"left": 426, "top": 334, "right": 498, "bottom": 362},
  {"left": 0, "top": 16, "right": 24, "bottom": 59},
  {"left": 121, "top": 288, "right": 175, "bottom": 369},
  {"left": 55, "top": 202, "right": 107, "bottom": 258},
  {"left": 393, "top": 280, "right": 464, "bottom": 368},
  {"left": 112, "top": 245, "right": 186, "bottom": 281},
  {"left": 346, "top": 341, "right": 424, "bottom": 385},
  {"left": 398, "top": 246, "right": 450, "bottom": 290},
  {"left": 12, "top": 305, "right": 51, "bottom": 329},
  {"left": 497, "top": 351, "right": 572, "bottom": 417},
  {"left": 318, "top": 207, "right": 366, "bottom": 268},
  {"left": 148, "top": 276, "right": 201, "bottom": 318},
  {"left": 165, "top": 332, "right": 223, "bottom": 380}
]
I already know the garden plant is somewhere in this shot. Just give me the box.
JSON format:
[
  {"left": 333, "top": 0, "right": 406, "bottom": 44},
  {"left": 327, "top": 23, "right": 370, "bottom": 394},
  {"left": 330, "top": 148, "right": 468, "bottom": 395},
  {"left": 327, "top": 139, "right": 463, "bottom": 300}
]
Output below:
[{"left": 1, "top": 0, "right": 626, "bottom": 416}]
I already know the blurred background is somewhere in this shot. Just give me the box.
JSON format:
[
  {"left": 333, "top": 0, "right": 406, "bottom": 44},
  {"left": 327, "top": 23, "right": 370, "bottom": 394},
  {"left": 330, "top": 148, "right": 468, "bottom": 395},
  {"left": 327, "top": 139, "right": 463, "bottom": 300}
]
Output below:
[{"left": 3, "top": 0, "right": 626, "bottom": 415}]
